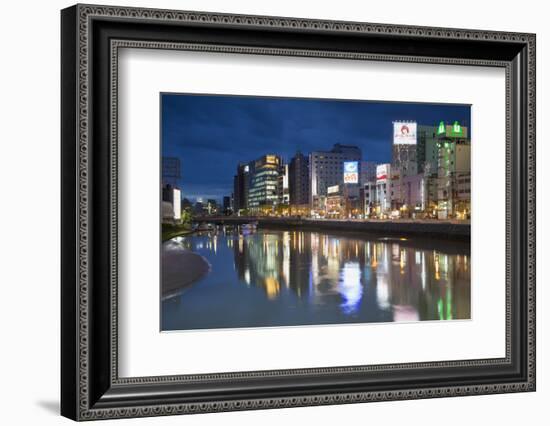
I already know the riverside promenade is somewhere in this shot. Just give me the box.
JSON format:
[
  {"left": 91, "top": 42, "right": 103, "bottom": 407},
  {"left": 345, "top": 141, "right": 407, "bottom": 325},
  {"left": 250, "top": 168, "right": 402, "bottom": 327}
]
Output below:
[{"left": 192, "top": 216, "right": 470, "bottom": 240}]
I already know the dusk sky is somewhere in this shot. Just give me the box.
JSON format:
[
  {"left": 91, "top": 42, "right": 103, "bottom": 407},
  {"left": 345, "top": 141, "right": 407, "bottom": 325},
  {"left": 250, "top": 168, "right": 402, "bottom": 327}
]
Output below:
[{"left": 161, "top": 94, "right": 470, "bottom": 202}]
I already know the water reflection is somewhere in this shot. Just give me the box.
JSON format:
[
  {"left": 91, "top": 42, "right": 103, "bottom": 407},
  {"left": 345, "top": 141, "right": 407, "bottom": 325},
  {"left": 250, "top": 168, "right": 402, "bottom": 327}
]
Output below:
[{"left": 162, "top": 226, "right": 470, "bottom": 331}]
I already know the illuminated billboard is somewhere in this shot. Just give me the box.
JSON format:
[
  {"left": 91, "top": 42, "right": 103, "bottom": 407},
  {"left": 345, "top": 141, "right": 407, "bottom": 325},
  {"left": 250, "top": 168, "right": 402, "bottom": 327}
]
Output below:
[
  {"left": 393, "top": 121, "right": 417, "bottom": 145},
  {"left": 327, "top": 185, "right": 340, "bottom": 194},
  {"left": 172, "top": 188, "right": 181, "bottom": 220},
  {"left": 376, "top": 164, "right": 390, "bottom": 181},
  {"left": 343, "top": 161, "right": 359, "bottom": 184},
  {"left": 437, "top": 120, "right": 468, "bottom": 138}
]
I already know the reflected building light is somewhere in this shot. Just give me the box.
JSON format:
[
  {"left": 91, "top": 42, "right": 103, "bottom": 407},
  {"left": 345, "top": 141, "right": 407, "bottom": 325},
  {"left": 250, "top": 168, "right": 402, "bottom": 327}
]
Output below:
[
  {"left": 400, "top": 249, "right": 406, "bottom": 274},
  {"left": 311, "top": 250, "right": 320, "bottom": 287},
  {"left": 421, "top": 252, "right": 427, "bottom": 291},
  {"left": 376, "top": 274, "right": 390, "bottom": 310},
  {"left": 446, "top": 285, "right": 453, "bottom": 320},
  {"left": 213, "top": 236, "right": 217, "bottom": 254},
  {"left": 244, "top": 268, "right": 251, "bottom": 286},
  {"left": 327, "top": 256, "right": 339, "bottom": 277},
  {"left": 392, "top": 243, "right": 399, "bottom": 261},
  {"left": 442, "top": 254, "right": 449, "bottom": 277},
  {"left": 311, "top": 233, "right": 319, "bottom": 255},
  {"left": 264, "top": 276, "right": 280, "bottom": 300},
  {"left": 339, "top": 262, "right": 362, "bottom": 314},
  {"left": 393, "top": 305, "right": 419, "bottom": 322},
  {"left": 239, "top": 237, "right": 244, "bottom": 254},
  {"left": 331, "top": 238, "right": 339, "bottom": 259},
  {"left": 381, "top": 244, "right": 390, "bottom": 272},
  {"left": 415, "top": 251, "right": 421, "bottom": 265},
  {"left": 283, "top": 232, "right": 290, "bottom": 287}
]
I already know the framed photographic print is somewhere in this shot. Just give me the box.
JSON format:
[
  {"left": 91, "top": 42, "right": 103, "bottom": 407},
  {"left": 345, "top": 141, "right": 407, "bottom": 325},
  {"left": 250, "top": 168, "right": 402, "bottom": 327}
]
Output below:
[{"left": 61, "top": 4, "right": 536, "bottom": 421}]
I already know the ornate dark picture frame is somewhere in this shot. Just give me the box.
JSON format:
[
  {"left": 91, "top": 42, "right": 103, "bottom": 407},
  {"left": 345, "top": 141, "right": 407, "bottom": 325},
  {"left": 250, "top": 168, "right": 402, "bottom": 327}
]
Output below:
[{"left": 61, "top": 4, "right": 536, "bottom": 421}]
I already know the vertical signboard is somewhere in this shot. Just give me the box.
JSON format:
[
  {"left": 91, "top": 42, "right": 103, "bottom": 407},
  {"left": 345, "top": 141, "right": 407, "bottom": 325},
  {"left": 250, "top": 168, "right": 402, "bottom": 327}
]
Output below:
[
  {"left": 376, "top": 164, "right": 390, "bottom": 181},
  {"left": 343, "top": 161, "right": 359, "bottom": 184}
]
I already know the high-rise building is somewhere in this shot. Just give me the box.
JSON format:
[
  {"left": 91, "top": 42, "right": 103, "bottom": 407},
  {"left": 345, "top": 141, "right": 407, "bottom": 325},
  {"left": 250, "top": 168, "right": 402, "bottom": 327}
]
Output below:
[
  {"left": 362, "top": 181, "right": 377, "bottom": 217},
  {"left": 391, "top": 122, "right": 419, "bottom": 210},
  {"left": 376, "top": 164, "right": 392, "bottom": 214},
  {"left": 417, "top": 125, "right": 439, "bottom": 174},
  {"left": 360, "top": 161, "right": 377, "bottom": 185},
  {"left": 248, "top": 154, "right": 283, "bottom": 214},
  {"left": 278, "top": 163, "right": 290, "bottom": 205},
  {"left": 222, "top": 196, "right": 232, "bottom": 215},
  {"left": 435, "top": 121, "right": 470, "bottom": 219},
  {"left": 233, "top": 163, "right": 250, "bottom": 215},
  {"left": 289, "top": 151, "right": 310, "bottom": 207},
  {"left": 161, "top": 157, "right": 182, "bottom": 223},
  {"left": 309, "top": 143, "right": 361, "bottom": 214},
  {"left": 392, "top": 144, "right": 418, "bottom": 178},
  {"left": 161, "top": 183, "right": 181, "bottom": 223},
  {"left": 162, "top": 157, "right": 181, "bottom": 187}
]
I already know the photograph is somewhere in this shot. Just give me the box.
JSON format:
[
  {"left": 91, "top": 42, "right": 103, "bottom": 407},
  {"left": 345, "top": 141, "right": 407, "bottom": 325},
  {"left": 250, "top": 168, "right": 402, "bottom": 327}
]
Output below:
[{"left": 160, "top": 94, "right": 472, "bottom": 331}]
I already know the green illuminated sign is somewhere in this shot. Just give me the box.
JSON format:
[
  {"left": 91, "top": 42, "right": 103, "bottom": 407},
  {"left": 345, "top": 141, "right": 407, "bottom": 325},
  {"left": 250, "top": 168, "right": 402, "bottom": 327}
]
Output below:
[
  {"left": 437, "top": 121, "right": 445, "bottom": 134},
  {"left": 452, "top": 121, "right": 461, "bottom": 134}
]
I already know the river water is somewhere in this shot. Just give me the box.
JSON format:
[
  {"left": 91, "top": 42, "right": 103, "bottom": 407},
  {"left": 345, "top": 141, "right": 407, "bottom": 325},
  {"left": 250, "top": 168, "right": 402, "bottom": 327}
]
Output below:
[{"left": 161, "top": 226, "right": 470, "bottom": 331}]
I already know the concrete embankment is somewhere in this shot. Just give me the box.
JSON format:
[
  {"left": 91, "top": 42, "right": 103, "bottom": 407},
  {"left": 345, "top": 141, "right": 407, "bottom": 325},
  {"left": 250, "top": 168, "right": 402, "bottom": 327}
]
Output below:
[
  {"left": 162, "top": 240, "right": 210, "bottom": 298},
  {"left": 257, "top": 218, "right": 470, "bottom": 240}
]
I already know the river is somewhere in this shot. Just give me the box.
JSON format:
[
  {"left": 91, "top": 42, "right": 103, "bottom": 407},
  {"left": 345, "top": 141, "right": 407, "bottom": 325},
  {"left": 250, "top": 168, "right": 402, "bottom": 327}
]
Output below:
[{"left": 161, "top": 226, "right": 470, "bottom": 331}]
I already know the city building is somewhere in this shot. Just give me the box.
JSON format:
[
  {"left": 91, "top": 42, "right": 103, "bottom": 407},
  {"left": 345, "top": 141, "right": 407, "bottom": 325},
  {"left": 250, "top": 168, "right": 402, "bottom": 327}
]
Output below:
[
  {"left": 277, "top": 163, "right": 290, "bottom": 215},
  {"left": 162, "top": 157, "right": 181, "bottom": 187},
  {"left": 454, "top": 172, "right": 471, "bottom": 219},
  {"left": 435, "top": 121, "right": 470, "bottom": 219},
  {"left": 360, "top": 161, "right": 377, "bottom": 185},
  {"left": 288, "top": 151, "right": 310, "bottom": 212},
  {"left": 325, "top": 185, "right": 343, "bottom": 218},
  {"left": 391, "top": 121, "right": 419, "bottom": 211},
  {"left": 247, "top": 154, "right": 283, "bottom": 215},
  {"left": 233, "top": 163, "right": 250, "bottom": 215},
  {"left": 206, "top": 199, "right": 219, "bottom": 215},
  {"left": 193, "top": 200, "right": 205, "bottom": 216},
  {"left": 161, "top": 157, "right": 182, "bottom": 223},
  {"left": 222, "top": 196, "right": 232, "bottom": 215},
  {"left": 401, "top": 174, "right": 426, "bottom": 216},
  {"left": 362, "top": 181, "right": 377, "bottom": 217},
  {"left": 392, "top": 121, "right": 418, "bottom": 178},
  {"left": 161, "top": 184, "right": 181, "bottom": 224},
  {"left": 417, "top": 124, "right": 440, "bottom": 174},
  {"left": 309, "top": 143, "right": 361, "bottom": 216},
  {"left": 375, "top": 164, "right": 392, "bottom": 215}
]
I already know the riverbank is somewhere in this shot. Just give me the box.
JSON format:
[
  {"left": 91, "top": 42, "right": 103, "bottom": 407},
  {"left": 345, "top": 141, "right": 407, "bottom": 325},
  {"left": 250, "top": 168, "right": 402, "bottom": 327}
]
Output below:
[
  {"left": 162, "top": 241, "right": 210, "bottom": 298},
  {"left": 193, "top": 217, "right": 470, "bottom": 240},
  {"left": 161, "top": 223, "right": 193, "bottom": 241},
  {"left": 262, "top": 218, "right": 470, "bottom": 240}
]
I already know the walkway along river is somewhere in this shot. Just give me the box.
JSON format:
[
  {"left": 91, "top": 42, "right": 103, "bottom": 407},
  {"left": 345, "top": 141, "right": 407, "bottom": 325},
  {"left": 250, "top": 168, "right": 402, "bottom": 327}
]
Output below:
[{"left": 161, "top": 226, "right": 470, "bottom": 331}]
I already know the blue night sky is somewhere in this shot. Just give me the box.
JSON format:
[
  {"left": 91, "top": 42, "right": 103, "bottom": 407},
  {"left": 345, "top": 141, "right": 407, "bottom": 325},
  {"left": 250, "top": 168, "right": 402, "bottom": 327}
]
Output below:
[{"left": 161, "top": 94, "right": 470, "bottom": 202}]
